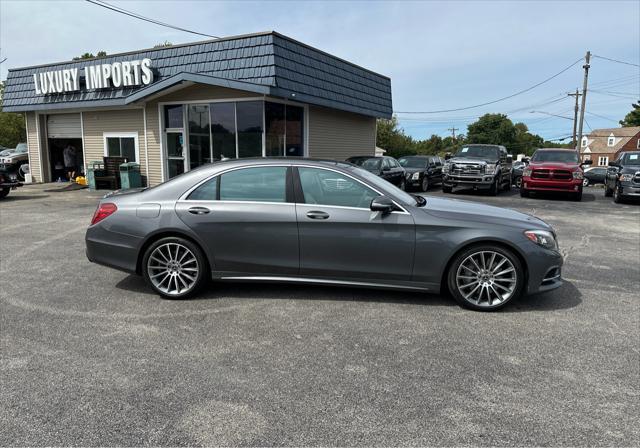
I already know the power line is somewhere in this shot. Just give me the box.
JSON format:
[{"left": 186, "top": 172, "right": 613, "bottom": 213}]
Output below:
[
  {"left": 85, "top": 0, "right": 219, "bottom": 39},
  {"left": 593, "top": 54, "right": 640, "bottom": 68},
  {"left": 394, "top": 57, "right": 584, "bottom": 114},
  {"left": 585, "top": 111, "right": 619, "bottom": 123}
]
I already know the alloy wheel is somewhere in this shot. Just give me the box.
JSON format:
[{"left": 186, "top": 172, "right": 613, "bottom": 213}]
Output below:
[
  {"left": 455, "top": 250, "right": 517, "bottom": 307},
  {"left": 583, "top": 178, "right": 589, "bottom": 187},
  {"left": 147, "top": 242, "right": 199, "bottom": 296}
]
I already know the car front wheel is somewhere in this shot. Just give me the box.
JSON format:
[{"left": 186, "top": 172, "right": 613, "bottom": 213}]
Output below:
[
  {"left": 142, "top": 237, "right": 207, "bottom": 299},
  {"left": 613, "top": 183, "right": 624, "bottom": 204},
  {"left": 447, "top": 245, "right": 524, "bottom": 311},
  {"left": 421, "top": 177, "right": 429, "bottom": 192}
]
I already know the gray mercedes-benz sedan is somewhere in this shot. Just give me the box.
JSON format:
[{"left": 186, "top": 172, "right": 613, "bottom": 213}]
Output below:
[{"left": 86, "top": 158, "right": 563, "bottom": 311}]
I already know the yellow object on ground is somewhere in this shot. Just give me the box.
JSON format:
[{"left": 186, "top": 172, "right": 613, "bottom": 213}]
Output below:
[{"left": 75, "top": 176, "right": 88, "bottom": 186}]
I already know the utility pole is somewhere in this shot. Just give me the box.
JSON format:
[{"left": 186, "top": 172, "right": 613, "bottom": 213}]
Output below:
[
  {"left": 568, "top": 89, "right": 582, "bottom": 148},
  {"left": 576, "top": 51, "right": 591, "bottom": 154},
  {"left": 448, "top": 126, "right": 459, "bottom": 140}
]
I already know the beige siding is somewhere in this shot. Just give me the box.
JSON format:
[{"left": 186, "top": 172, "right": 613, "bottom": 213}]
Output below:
[
  {"left": 82, "top": 108, "right": 147, "bottom": 180},
  {"left": 25, "top": 112, "right": 42, "bottom": 183},
  {"left": 308, "top": 106, "right": 376, "bottom": 160},
  {"left": 153, "top": 84, "right": 257, "bottom": 103},
  {"left": 145, "top": 103, "right": 163, "bottom": 186}
]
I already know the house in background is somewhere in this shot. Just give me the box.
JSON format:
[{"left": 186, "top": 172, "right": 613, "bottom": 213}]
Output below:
[{"left": 581, "top": 126, "right": 640, "bottom": 166}]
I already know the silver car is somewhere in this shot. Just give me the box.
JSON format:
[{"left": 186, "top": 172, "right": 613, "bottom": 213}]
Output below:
[{"left": 86, "top": 158, "right": 563, "bottom": 311}]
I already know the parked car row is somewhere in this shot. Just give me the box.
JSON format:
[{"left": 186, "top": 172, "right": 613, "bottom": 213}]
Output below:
[
  {"left": 345, "top": 145, "right": 637, "bottom": 205},
  {"left": 0, "top": 143, "right": 29, "bottom": 181}
]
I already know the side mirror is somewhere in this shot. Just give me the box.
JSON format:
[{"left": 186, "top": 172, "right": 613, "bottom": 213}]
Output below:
[
  {"left": 444, "top": 153, "right": 452, "bottom": 160},
  {"left": 370, "top": 196, "right": 395, "bottom": 214},
  {"left": 581, "top": 159, "right": 593, "bottom": 166}
]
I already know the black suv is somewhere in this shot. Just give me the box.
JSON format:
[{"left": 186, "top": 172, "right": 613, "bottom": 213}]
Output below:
[
  {"left": 442, "top": 144, "right": 512, "bottom": 195},
  {"left": 346, "top": 156, "right": 407, "bottom": 190},
  {"left": 397, "top": 155, "right": 443, "bottom": 191},
  {"left": 604, "top": 151, "right": 640, "bottom": 203}
]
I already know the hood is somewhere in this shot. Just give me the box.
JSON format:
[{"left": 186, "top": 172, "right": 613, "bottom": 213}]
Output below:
[
  {"left": 447, "top": 157, "right": 489, "bottom": 165},
  {"left": 620, "top": 164, "right": 640, "bottom": 174},
  {"left": 421, "top": 196, "right": 550, "bottom": 230},
  {"left": 528, "top": 161, "right": 581, "bottom": 171}
]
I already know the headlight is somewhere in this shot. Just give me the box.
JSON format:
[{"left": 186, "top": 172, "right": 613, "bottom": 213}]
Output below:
[
  {"left": 411, "top": 172, "right": 420, "bottom": 180},
  {"left": 485, "top": 165, "right": 496, "bottom": 174},
  {"left": 523, "top": 168, "right": 532, "bottom": 177},
  {"left": 572, "top": 171, "right": 584, "bottom": 180},
  {"left": 524, "top": 230, "right": 558, "bottom": 251},
  {"left": 619, "top": 173, "right": 633, "bottom": 182},
  {"left": 442, "top": 164, "right": 450, "bottom": 174}
]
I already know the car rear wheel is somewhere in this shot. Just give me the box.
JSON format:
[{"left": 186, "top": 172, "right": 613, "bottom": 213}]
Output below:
[
  {"left": 447, "top": 245, "right": 524, "bottom": 311},
  {"left": 421, "top": 177, "right": 429, "bottom": 192},
  {"left": 515, "top": 176, "right": 522, "bottom": 188},
  {"left": 143, "top": 237, "right": 207, "bottom": 299},
  {"left": 583, "top": 178, "right": 589, "bottom": 187}
]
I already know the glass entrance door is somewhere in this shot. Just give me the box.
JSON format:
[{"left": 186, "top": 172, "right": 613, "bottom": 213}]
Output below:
[{"left": 166, "top": 131, "right": 185, "bottom": 179}]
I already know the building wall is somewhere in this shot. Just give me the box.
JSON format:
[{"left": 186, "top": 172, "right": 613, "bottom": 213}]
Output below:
[
  {"left": 81, "top": 108, "right": 146, "bottom": 178},
  {"left": 25, "top": 112, "right": 42, "bottom": 182},
  {"left": 620, "top": 132, "right": 640, "bottom": 152},
  {"left": 307, "top": 105, "right": 376, "bottom": 160}
]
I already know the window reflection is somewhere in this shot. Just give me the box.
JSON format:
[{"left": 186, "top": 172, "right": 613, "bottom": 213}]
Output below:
[
  {"left": 188, "top": 104, "right": 211, "bottom": 169},
  {"left": 211, "top": 103, "right": 236, "bottom": 160},
  {"left": 237, "top": 101, "right": 263, "bottom": 158}
]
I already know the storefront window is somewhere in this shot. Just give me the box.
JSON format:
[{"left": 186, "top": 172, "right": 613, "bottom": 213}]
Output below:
[
  {"left": 265, "top": 102, "right": 285, "bottom": 157},
  {"left": 211, "top": 102, "right": 236, "bottom": 160},
  {"left": 188, "top": 104, "right": 211, "bottom": 169},
  {"left": 105, "top": 135, "right": 136, "bottom": 162},
  {"left": 236, "top": 101, "right": 263, "bottom": 158},
  {"left": 286, "top": 105, "right": 304, "bottom": 157},
  {"left": 164, "top": 105, "right": 184, "bottom": 129}
]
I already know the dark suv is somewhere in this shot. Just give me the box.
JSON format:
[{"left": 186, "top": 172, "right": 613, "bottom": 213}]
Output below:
[
  {"left": 604, "top": 151, "right": 640, "bottom": 203},
  {"left": 442, "top": 144, "right": 512, "bottom": 195},
  {"left": 397, "top": 155, "right": 443, "bottom": 191},
  {"left": 346, "top": 156, "right": 406, "bottom": 190}
]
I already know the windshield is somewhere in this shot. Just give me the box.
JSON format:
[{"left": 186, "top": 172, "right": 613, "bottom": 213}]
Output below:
[
  {"left": 531, "top": 150, "right": 579, "bottom": 164},
  {"left": 398, "top": 157, "right": 427, "bottom": 168},
  {"left": 621, "top": 152, "right": 640, "bottom": 165},
  {"left": 351, "top": 166, "right": 417, "bottom": 206},
  {"left": 356, "top": 158, "right": 381, "bottom": 171},
  {"left": 454, "top": 145, "right": 499, "bottom": 161}
]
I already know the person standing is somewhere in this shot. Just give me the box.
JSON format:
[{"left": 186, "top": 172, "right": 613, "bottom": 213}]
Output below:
[{"left": 63, "top": 143, "right": 77, "bottom": 181}]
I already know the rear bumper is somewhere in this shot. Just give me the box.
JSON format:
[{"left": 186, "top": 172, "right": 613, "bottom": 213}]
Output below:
[
  {"left": 85, "top": 225, "right": 142, "bottom": 274},
  {"left": 522, "top": 177, "right": 582, "bottom": 192},
  {"left": 619, "top": 183, "right": 640, "bottom": 197}
]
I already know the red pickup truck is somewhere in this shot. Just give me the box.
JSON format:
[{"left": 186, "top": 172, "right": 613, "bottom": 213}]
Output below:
[{"left": 520, "top": 149, "right": 592, "bottom": 201}]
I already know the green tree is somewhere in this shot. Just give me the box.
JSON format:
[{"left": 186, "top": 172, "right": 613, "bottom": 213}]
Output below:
[
  {"left": 466, "top": 113, "right": 517, "bottom": 149},
  {"left": 376, "top": 116, "right": 416, "bottom": 158},
  {"left": 72, "top": 51, "right": 107, "bottom": 61},
  {"left": 620, "top": 102, "right": 640, "bottom": 127},
  {"left": 0, "top": 82, "right": 26, "bottom": 148},
  {"left": 154, "top": 41, "right": 173, "bottom": 48}
]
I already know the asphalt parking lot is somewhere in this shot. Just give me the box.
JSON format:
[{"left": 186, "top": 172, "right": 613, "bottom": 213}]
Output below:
[{"left": 1, "top": 183, "right": 639, "bottom": 446}]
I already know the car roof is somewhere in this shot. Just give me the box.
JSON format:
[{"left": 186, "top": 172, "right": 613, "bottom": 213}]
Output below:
[{"left": 535, "top": 148, "right": 578, "bottom": 152}]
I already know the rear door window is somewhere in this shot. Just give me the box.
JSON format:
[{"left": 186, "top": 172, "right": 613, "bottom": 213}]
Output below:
[{"left": 219, "top": 166, "right": 288, "bottom": 202}]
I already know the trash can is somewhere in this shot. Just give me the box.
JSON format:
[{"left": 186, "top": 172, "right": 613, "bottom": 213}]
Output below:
[
  {"left": 87, "top": 161, "right": 105, "bottom": 191},
  {"left": 119, "top": 162, "right": 142, "bottom": 189}
]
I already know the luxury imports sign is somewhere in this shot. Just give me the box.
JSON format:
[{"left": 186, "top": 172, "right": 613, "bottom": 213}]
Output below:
[{"left": 33, "top": 58, "right": 154, "bottom": 94}]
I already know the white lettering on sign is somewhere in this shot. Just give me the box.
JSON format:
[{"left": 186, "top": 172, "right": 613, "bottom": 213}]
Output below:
[{"left": 33, "top": 58, "right": 153, "bottom": 94}]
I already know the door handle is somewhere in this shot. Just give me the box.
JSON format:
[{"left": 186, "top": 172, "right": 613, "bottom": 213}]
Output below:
[
  {"left": 188, "top": 206, "right": 210, "bottom": 215},
  {"left": 306, "top": 210, "right": 330, "bottom": 220}
]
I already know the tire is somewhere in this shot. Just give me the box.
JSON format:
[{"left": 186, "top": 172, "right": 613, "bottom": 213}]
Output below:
[
  {"left": 604, "top": 183, "right": 613, "bottom": 197},
  {"left": 515, "top": 176, "right": 522, "bottom": 189},
  {"left": 447, "top": 244, "right": 524, "bottom": 311},
  {"left": 520, "top": 188, "right": 529, "bottom": 198},
  {"left": 0, "top": 188, "right": 10, "bottom": 199},
  {"left": 583, "top": 178, "right": 589, "bottom": 187},
  {"left": 503, "top": 175, "right": 511, "bottom": 191},
  {"left": 613, "top": 183, "right": 624, "bottom": 204},
  {"left": 142, "top": 236, "right": 208, "bottom": 299},
  {"left": 421, "top": 177, "right": 429, "bottom": 192},
  {"left": 442, "top": 186, "right": 452, "bottom": 193},
  {"left": 488, "top": 177, "right": 498, "bottom": 196},
  {"left": 399, "top": 178, "right": 406, "bottom": 191}
]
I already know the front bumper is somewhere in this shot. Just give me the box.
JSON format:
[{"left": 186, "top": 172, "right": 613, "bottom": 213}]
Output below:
[
  {"left": 619, "top": 183, "right": 640, "bottom": 197},
  {"left": 443, "top": 174, "right": 495, "bottom": 189},
  {"left": 521, "top": 244, "right": 564, "bottom": 295},
  {"left": 522, "top": 177, "right": 582, "bottom": 192}
]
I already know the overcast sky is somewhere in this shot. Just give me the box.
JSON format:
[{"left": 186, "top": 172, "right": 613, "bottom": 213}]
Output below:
[{"left": 1, "top": 0, "right": 639, "bottom": 141}]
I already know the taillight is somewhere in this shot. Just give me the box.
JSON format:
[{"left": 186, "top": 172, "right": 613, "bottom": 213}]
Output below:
[{"left": 91, "top": 202, "right": 117, "bottom": 225}]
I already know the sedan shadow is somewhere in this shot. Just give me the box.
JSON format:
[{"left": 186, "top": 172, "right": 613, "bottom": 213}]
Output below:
[{"left": 115, "top": 275, "right": 582, "bottom": 312}]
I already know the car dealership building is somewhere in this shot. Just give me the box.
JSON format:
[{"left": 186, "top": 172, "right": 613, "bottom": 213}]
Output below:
[{"left": 2, "top": 31, "right": 392, "bottom": 186}]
